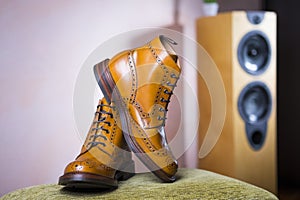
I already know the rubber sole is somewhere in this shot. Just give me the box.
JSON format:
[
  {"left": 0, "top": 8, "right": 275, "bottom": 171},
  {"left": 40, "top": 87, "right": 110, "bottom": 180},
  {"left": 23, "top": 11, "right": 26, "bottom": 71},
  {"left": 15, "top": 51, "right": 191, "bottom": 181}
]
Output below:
[
  {"left": 94, "top": 59, "right": 114, "bottom": 104},
  {"left": 58, "top": 172, "right": 118, "bottom": 189},
  {"left": 94, "top": 59, "right": 176, "bottom": 183},
  {"left": 59, "top": 165, "right": 135, "bottom": 189}
]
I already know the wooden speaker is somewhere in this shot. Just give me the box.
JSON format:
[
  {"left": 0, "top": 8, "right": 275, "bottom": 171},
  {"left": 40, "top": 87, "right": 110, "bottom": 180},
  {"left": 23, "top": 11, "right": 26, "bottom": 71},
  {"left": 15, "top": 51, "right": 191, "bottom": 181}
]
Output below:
[{"left": 196, "top": 11, "right": 277, "bottom": 194}]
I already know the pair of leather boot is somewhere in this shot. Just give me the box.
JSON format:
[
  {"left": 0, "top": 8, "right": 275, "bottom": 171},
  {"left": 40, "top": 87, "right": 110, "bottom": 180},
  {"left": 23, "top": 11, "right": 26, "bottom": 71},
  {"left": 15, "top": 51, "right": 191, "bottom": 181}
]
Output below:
[{"left": 59, "top": 35, "right": 181, "bottom": 189}]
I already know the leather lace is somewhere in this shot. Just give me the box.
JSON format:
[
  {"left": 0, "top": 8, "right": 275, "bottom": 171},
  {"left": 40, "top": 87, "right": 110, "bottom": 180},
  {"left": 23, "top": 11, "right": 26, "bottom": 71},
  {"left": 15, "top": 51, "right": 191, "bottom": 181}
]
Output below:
[
  {"left": 86, "top": 103, "right": 115, "bottom": 157},
  {"left": 158, "top": 73, "right": 180, "bottom": 126}
]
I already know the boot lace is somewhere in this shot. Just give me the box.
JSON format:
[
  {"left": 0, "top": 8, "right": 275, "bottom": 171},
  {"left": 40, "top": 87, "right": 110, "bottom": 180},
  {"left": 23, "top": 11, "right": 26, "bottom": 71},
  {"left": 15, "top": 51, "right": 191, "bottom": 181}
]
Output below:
[
  {"left": 86, "top": 103, "right": 115, "bottom": 156},
  {"left": 158, "top": 73, "right": 180, "bottom": 126}
]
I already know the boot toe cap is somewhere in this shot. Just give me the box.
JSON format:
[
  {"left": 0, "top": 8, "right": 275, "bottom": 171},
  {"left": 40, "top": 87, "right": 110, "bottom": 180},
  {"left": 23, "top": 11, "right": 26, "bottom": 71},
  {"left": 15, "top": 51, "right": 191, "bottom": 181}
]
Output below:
[
  {"left": 63, "top": 159, "right": 114, "bottom": 176},
  {"left": 64, "top": 159, "right": 95, "bottom": 173}
]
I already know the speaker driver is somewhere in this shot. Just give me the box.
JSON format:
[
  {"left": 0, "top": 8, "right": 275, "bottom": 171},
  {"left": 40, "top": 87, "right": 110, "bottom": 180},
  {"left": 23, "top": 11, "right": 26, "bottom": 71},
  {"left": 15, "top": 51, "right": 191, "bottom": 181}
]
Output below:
[
  {"left": 238, "top": 82, "right": 272, "bottom": 124},
  {"left": 238, "top": 31, "right": 271, "bottom": 75},
  {"left": 238, "top": 82, "right": 272, "bottom": 150}
]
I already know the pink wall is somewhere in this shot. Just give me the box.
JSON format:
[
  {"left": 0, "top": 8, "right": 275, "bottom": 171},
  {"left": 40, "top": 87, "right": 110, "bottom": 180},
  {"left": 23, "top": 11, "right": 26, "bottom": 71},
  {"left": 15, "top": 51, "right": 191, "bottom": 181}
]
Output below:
[
  {"left": 0, "top": 0, "right": 262, "bottom": 196},
  {"left": 0, "top": 0, "right": 204, "bottom": 196}
]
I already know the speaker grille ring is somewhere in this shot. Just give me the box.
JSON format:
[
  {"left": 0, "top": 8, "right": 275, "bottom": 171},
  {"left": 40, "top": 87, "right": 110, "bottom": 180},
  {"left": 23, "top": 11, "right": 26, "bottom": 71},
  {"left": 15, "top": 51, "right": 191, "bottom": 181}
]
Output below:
[
  {"left": 238, "top": 82, "right": 272, "bottom": 124},
  {"left": 238, "top": 31, "right": 271, "bottom": 75}
]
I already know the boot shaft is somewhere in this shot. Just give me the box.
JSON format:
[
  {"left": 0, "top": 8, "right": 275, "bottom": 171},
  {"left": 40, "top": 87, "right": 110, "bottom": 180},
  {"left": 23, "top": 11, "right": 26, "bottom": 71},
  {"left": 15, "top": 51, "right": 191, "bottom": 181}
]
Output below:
[{"left": 107, "top": 35, "right": 181, "bottom": 129}]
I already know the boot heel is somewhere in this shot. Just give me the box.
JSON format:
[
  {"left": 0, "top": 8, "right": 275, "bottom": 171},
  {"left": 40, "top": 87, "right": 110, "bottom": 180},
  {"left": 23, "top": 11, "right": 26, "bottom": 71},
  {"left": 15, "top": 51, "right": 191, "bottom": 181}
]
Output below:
[
  {"left": 94, "top": 59, "right": 115, "bottom": 103},
  {"left": 115, "top": 160, "right": 135, "bottom": 181}
]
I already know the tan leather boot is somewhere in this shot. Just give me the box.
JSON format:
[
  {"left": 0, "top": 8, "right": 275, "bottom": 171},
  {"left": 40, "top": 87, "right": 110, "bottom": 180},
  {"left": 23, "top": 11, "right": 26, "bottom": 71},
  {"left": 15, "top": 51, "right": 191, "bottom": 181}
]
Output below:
[
  {"left": 58, "top": 98, "right": 134, "bottom": 189},
  {"left": 94, "top": 35, "right": 180, "bottom": 182}
]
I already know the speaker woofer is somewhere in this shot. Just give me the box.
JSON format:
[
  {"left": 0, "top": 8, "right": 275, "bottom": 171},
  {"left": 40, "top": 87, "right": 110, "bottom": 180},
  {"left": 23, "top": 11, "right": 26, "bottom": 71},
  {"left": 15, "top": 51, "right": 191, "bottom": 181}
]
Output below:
[
  {"left": 238, "top": 82, "right": 272, "bottom": 123},
  {"left": 238, "top": 82, "right": 272, "bottom": 150},
  {"left": 238, "top": 31, "right": 271, "bottom": 75}
]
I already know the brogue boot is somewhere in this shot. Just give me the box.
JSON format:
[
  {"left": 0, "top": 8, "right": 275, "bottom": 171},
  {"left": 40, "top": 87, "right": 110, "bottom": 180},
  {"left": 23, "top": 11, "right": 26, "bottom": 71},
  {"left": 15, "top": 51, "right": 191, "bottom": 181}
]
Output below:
[
  {"left": 94, "top": 35, "right": 181, "bottom": 182},
  {"left": 59, "top": 98, "right": 134, "bottom": 189}
]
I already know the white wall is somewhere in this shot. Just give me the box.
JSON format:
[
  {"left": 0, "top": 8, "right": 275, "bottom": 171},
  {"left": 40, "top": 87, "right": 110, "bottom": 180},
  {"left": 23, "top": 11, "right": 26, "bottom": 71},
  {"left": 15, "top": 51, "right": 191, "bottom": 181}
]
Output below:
[{"left": 0, "top": 0, "right": 207, "bottom": 196}]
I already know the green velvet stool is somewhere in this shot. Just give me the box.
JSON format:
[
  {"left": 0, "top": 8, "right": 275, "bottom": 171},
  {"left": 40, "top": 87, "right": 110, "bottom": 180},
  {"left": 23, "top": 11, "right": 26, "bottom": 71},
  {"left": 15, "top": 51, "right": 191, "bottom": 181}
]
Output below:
[{"left": 0, "top": 168, "right": 278, "bottom": 200}]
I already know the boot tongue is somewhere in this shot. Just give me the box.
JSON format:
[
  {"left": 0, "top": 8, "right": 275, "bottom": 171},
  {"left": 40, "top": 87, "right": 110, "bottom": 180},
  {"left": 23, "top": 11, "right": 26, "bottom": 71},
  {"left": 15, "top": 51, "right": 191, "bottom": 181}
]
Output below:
[
  {"left": 170, "top": 54, "right": 178, "bottom": 63},
  {"left": 149, "top": 35, "right": 181, "bottom": 71},
  {"left": 101, "top": 97, "right": 108, "bottom": 105}
]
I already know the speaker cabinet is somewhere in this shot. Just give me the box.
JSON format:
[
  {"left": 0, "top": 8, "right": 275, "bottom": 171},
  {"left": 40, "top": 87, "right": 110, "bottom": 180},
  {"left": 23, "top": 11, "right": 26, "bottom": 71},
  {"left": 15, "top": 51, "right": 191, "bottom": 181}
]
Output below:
[{"left": 196, "top": 11, "right": 277, "bottom": 193}]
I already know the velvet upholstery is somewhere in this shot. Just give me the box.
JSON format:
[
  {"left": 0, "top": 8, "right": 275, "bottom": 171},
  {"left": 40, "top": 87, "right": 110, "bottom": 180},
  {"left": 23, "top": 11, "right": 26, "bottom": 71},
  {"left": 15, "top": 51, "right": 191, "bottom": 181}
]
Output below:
[{"left": 1, "top": 168, "right": 278, "bottom": 200}]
